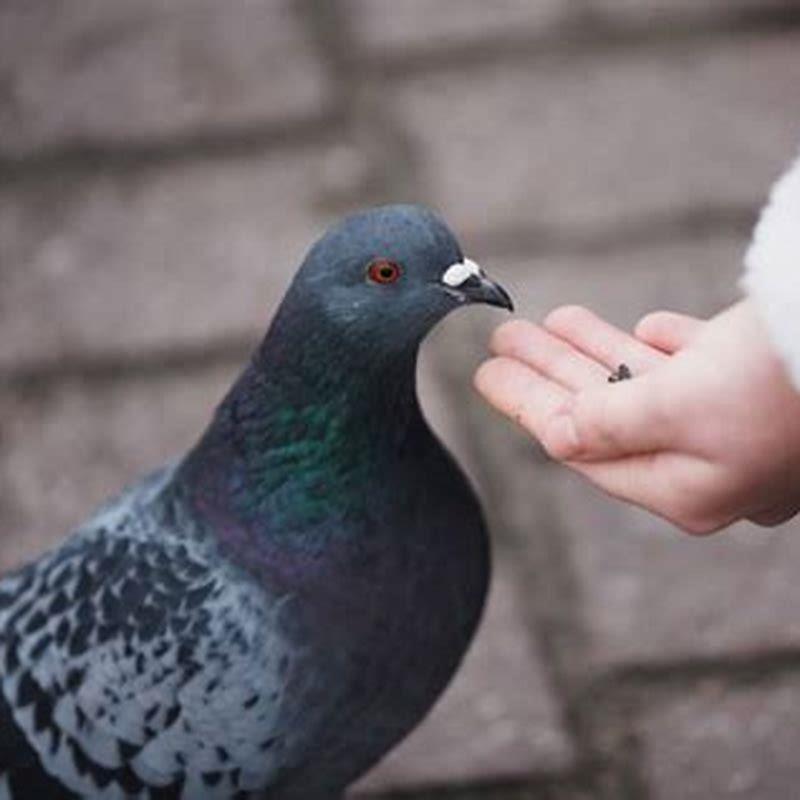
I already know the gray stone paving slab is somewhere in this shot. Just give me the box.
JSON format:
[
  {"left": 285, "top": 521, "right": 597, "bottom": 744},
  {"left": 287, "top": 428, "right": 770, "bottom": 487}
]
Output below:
[
  {"left": 345, "top": 0, "right": 565, "bottom": 52},
  {"left": 556, "top": 474, "right": 800, "bottom": 668},
  {"left": 0, "top": 0, "right": 329, "bottom": 158},
  {"left": 0, "top": 152, "right": 332, "bottom": 371},
  {"left": 390, "top": 34, "right": 800, "bottom": 240},
  {"left": 352, "top": 554, "right": 573, "bottom": 794},
  {"left": 0, "top": 365, "right": 237, "bottom": 572},
  {"left": 639, "top": 678, "right": 800, "bottom": 799}
]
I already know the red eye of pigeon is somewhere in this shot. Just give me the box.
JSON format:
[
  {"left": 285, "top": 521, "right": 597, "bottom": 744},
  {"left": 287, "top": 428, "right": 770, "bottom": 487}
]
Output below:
[{"left": 367, "top": 259, "right": 402, "bottom": 285}]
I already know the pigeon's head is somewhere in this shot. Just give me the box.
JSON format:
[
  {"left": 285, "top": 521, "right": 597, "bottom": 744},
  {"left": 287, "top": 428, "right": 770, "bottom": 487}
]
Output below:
[{"left": 286, "top": 205, "right": 512, "bottom": 356}]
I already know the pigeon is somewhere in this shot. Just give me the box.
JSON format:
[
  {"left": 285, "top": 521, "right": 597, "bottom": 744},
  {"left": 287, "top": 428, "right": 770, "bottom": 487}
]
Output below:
[{"left": 0, "top": 204, "right": 512, "bottom": 799}]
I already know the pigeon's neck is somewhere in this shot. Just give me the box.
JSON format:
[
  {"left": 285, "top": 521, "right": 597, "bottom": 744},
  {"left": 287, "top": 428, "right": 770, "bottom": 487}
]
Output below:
[{"left": 176, "top": 313, "right": 428, "bottom": 573}]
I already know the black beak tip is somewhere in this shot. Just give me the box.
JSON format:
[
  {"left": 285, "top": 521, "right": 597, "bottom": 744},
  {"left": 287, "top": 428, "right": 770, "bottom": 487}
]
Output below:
[
  {"left": 484, "top": 280, "right": 513, "bottom": 312},
  {"left": 496, "top": 284, "right": 514, "bottom": 313}
]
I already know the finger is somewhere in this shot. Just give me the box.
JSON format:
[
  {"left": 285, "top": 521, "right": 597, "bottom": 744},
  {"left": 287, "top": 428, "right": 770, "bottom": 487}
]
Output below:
[
  {"left": 477, "top": 355, "right": 677, "bottom": 463},
  {"left": 635, "top": 310, "right": 705, "bottom": 354},
  {"left": 544, "top": 305, "right": 667, "bottom": 375},
  {"left": 490, "top": 319, "right": 609, "bottom": 390},
  {"left": 474, "top": 356, "right": 571, "bottom": 440}
]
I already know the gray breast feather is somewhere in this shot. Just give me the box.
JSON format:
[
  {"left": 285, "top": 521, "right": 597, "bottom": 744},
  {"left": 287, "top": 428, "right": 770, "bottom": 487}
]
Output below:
[{"left": 0, "top": 496, "right": 300, "bottom": 799}]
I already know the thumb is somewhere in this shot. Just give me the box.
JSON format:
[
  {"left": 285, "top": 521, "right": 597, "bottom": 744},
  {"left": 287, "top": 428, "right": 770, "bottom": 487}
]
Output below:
[
  {"left": 635, "top": 310, "right": 704, "bottom": 354},
  {"left": 541, "top": 376, "right": 672, "bottom": 462}
]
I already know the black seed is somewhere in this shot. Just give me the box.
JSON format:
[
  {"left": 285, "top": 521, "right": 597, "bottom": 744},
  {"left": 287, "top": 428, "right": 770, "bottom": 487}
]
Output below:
[
  {"left": 242, "top": 694, "right": 258, "bottom": 710},
  {"left": 215, "top": 745, "right": 229, "bottom": 762},
  {"left": 144, "top": 703, "right": 160, "bottom": 723}
]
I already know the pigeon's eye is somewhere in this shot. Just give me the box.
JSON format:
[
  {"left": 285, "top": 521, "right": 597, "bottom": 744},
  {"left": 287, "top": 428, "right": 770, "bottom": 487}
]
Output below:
[{"left": 367, "top": 259, "right": 402, "bottom": 285}]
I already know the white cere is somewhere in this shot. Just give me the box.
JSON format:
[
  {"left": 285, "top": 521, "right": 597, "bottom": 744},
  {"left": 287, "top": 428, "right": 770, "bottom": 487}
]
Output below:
[{"left": 441, "top": 258, "right": 482, "bottom": 288}]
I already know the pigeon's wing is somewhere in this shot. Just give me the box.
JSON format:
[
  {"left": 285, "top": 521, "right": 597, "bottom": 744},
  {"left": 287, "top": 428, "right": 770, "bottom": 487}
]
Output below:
[{"left": 0, "top": 514, "right": 299, "bottom": 799}]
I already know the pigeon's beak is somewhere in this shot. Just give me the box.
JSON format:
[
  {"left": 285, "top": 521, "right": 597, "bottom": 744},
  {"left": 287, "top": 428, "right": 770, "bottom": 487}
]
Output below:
[{"left": 440, "top": 259, "right": 514, "bottom": 312}]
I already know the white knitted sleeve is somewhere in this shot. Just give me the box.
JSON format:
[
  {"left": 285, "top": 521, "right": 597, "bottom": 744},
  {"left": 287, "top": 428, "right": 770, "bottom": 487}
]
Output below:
[{"left": 742, "top": 150, "right": 800, "bottom": 392}]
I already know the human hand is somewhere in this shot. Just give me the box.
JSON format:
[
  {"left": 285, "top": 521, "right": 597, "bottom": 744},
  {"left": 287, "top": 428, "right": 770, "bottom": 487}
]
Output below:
[{"left": 474, "top": 299, "right": 800, "bottom": 534}]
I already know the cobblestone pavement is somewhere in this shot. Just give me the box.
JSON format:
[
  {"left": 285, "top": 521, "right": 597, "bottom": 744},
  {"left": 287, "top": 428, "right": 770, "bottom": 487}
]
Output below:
[{"left": 2, "top": 2, "right": 800, "bottom": 798}]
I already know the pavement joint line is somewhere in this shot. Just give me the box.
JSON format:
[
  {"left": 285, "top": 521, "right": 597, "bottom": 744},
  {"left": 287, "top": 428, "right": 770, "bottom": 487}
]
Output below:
[
  {"left": 0, "top": 112, "right": 345, "bottom": 186},
  {"left": 467, "top": 206, "right": 758, "bottom": 262},
  {"left": 0, "top": 338, "right": 254, "bottom": 392},
  {"left": 351, "top": 769, "right": 595, "bottom": 799},
  {"left": 296, "top": 0, "right": 359, "bottom": 111},
  {"left": 564, "top": 647, "right": 800, "bottom": 800},
  {"left": 360, "top": 7, "right": 800, "bottom": 81},
  {"left": 297, "top": 0, "right": 427, "bottom": 210},
  {"left": 576, "top": 646, "right": 800, "bottom": 703},
  {"left": 4, "top": 10, "right": 795, "bottom": 188}
]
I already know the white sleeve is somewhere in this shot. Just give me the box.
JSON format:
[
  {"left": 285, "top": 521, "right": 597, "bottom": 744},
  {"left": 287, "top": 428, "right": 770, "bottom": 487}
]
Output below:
[{"left": 742, "top": 149, "right": 800, "bottom": 392}]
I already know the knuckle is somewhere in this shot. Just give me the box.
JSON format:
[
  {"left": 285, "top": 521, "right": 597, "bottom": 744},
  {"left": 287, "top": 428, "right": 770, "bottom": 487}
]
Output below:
[
  {"left": 537, "top": 339, "right": 574, "bottom": 376},
  {"left": 544, "top": 304, "right": 593, "bottom": 335},
  {"left": 490, "top": 318, "right": 534, "bottom": 354},
  {"left": 634, "top": 311, "right": 670, "bottom": 338}
]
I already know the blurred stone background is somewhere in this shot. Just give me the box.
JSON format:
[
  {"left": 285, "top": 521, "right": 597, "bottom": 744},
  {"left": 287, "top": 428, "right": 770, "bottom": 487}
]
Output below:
[{"left": 2, "top": 1, "right": 800, "bottom": 797}]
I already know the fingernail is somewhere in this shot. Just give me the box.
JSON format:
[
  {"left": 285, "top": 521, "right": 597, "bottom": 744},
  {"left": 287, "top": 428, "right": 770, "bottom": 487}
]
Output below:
[{"left": 545, "top": 414, "right": 580, "bottom": 457}]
